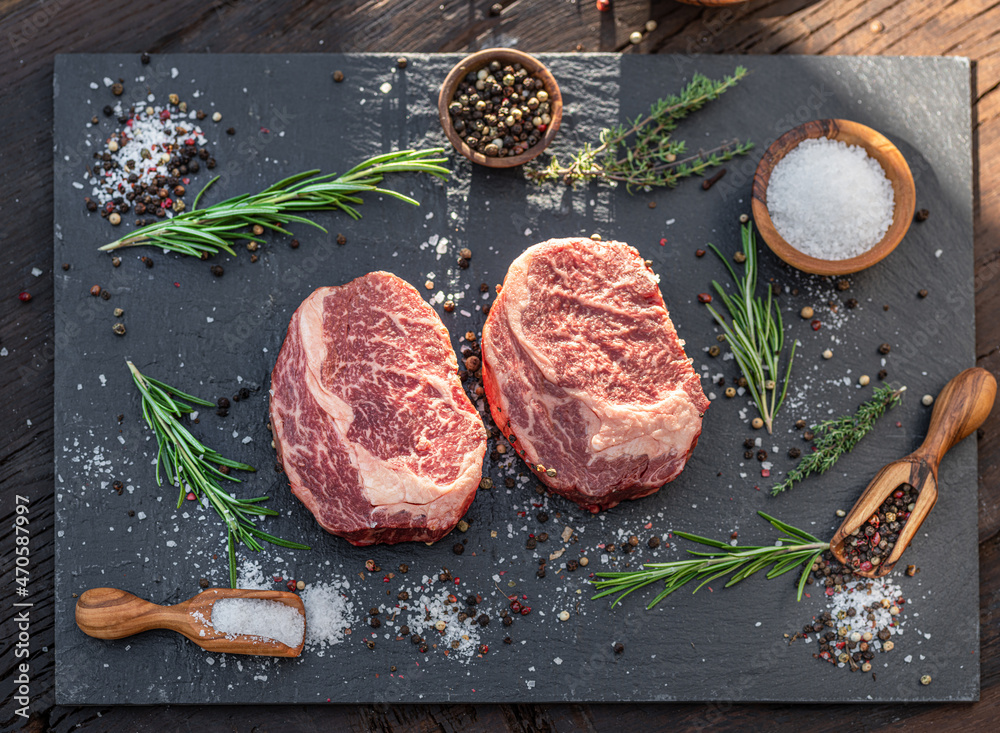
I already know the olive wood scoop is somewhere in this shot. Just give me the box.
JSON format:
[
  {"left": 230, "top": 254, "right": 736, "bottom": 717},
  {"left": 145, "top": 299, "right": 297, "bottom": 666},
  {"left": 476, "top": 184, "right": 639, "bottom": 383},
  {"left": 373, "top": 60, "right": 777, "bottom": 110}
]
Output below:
[
  {"left": 831, "top": 367, "right": 996, "bottom": 578},
  {"left": 75, "top": 587, "right": 305, "bottom": 657}
]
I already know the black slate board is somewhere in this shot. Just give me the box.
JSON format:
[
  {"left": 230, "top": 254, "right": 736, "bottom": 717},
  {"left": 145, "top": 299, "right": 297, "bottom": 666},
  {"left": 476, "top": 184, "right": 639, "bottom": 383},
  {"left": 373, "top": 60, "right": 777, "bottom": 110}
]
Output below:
[{"left": 53, "top": 53, "right": 977, "bottom": 704}]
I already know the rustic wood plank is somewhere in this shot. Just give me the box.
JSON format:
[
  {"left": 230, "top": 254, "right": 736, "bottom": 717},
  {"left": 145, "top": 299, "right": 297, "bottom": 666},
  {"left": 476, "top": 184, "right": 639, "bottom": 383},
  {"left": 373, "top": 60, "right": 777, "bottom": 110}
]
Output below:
[{"left": 2, "top": 0, "right": 1000, "bottom": 729}]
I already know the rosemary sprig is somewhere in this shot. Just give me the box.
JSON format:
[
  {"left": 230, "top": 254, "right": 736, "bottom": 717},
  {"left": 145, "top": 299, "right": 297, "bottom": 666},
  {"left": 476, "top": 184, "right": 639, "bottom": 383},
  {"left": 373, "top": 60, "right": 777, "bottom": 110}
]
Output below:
[
  {"left": 527, "top": 67, "right": 753, "bottom": 191},
  {"left": 704, "top": 222, "right": 795, "bottom": 434},
  {"left": 771, "top": 384, "right": 906, "bottom": 496},
  {"left": 127, "top": 361, "right": 309, "bottom": 587},
  {"left": 591, "top": 512, "right": 828, "bottom": 609},
  {"left": 99, "top": 148, "right": 450, "bottom": 257}
]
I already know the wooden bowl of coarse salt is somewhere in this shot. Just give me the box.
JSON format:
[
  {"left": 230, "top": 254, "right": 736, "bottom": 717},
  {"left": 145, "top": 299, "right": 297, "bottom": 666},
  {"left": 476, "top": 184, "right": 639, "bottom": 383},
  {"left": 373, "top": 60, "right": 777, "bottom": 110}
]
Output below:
[{"left": 751, "top": 119, "right": 916, "bottom": 276}]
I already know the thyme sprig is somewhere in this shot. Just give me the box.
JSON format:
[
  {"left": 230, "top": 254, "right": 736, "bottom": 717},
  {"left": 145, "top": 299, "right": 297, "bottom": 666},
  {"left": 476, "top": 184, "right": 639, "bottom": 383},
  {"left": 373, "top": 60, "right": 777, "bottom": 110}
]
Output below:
[
  {"left": 528, "top": 67, "right": 753, "bottom": 191},
  {"left": 591, "top": 512, "right": 828, "bottom": 609},
  {"left": 704, "top": 222, "right": 795, "bottom": 434},
  {"left": 99, "top": 148, "right": 450, "bottom": 257},
  {"left": 771, "top": 384, "right": 906, "bottom": 496},
  {"left": 127, "top": 361, "right": 309, "bottom": 587}
]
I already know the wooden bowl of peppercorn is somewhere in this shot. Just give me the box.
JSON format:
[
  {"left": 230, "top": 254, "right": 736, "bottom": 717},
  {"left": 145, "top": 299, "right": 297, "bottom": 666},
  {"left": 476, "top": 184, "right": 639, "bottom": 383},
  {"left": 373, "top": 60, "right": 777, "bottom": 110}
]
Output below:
[{"left": 438, "top": 48, "right": 562, "bottom": 169}]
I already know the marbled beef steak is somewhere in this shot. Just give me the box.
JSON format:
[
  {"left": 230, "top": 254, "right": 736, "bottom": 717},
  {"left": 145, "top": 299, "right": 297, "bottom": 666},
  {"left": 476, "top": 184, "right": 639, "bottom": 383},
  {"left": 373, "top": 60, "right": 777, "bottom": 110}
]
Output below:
[
  {"left": 269, "top": 272, "right": 487, "bottom": 545},
  {"left": 482, "top": 238, "right": 709, "bottom": 512}
]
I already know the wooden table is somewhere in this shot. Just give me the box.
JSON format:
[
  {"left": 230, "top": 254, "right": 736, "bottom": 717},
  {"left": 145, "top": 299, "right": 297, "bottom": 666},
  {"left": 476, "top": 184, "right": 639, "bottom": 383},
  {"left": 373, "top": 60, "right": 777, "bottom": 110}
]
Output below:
[{"left": 2, "top": 0, "right": 998, "bottom": 729}]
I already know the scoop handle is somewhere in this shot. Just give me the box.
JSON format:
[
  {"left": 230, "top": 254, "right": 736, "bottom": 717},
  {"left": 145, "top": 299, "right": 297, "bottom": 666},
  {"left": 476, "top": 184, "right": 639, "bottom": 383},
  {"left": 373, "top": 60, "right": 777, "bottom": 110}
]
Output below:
[
  {"left": 912, "top": 367, "right": 996, "bottom": 467},
  {"left": 75, "top": 587, "right": 188, "bottom": 640}
]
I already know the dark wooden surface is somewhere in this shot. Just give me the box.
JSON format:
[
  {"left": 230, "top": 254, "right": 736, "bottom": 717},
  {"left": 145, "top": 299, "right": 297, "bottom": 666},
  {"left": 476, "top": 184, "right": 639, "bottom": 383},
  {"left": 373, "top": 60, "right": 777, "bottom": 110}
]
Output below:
[{"left": 2, "top": 0, "right": 999, "bottom": 730}]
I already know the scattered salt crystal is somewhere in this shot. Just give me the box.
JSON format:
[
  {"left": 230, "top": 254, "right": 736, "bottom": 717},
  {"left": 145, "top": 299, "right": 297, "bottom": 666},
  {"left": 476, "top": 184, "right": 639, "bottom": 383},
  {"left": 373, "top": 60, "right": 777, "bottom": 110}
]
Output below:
[
  {"left": 379, "top": 82, "right": 392, "bottom": 94},
  {"left": 31, "top": 267, "right": 43, "bottom": 277},
  {"left": 301, "top": 580, "right": 356, "bottom": 649},
  {"left": 209, "top": 598, "right": 304, "bottom": 647},
  {"left": 241, "top": 436, "right": 252, "bottom": 444},
  {"left": 767, "top": 137, "right": 894, "bottom": 260}
]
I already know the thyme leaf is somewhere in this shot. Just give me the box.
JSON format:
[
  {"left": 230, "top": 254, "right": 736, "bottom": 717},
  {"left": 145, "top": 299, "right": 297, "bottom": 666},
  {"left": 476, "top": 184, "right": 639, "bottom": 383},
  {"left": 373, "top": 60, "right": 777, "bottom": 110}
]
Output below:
[
  {"left": 527, "top": 67, "right": 753, "bottom": 191},
  {"left": 771, "top": 384, "right": 906, "bottom": 496}
]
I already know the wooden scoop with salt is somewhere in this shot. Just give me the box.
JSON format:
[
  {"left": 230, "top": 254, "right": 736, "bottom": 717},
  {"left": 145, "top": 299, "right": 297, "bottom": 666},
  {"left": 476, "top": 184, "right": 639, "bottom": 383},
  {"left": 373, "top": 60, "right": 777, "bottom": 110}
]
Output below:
[{"left": 75, "top": 587, "right": 306, "bottom": 657}]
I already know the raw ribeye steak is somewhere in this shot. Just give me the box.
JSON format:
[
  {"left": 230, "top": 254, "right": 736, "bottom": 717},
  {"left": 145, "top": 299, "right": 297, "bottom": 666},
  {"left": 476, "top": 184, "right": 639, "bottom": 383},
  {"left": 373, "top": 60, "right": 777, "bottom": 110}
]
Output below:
[
  {"left": 482, "top": 238, "right": 709, "bottom": 512},
  {"left": 269, "top": 272, "right": 487, "bottom": 545}
]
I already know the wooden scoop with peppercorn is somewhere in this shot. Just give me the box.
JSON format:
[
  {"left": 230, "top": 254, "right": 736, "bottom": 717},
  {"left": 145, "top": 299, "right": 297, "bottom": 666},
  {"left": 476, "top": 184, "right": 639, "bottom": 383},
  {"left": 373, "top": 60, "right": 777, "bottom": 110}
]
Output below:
[
  {"left": 830, "top": 367, "right": 996, "bottom": 578},
  {"left": 75, "top": 587, "right": 306, "bottom": 657}
]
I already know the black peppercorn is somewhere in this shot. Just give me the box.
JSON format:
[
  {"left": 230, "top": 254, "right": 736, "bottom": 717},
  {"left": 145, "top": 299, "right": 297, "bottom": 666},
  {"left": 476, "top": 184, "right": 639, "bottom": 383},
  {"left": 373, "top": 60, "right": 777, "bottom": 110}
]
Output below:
[
  {"left": 915, "top": 208, "right": 930, "bottom": 222},
  {"left": 336, "top": 233, "right": 347, "bottom": 245},
  {"left": 332, "top": 70, "right": 345, "bottom": 83},
  {"left": 210, "top": 265, "right": 224, "bottom": 277},
  {"left": 453, "top": 543, "right": 464, "bottom": 555}
]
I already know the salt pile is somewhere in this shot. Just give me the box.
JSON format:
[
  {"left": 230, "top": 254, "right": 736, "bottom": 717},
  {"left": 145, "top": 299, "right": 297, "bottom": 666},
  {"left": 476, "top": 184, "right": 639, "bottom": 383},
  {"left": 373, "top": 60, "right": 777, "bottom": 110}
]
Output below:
[
  {"left": 210, "top": 598, "right": 305, "bottom": 647},
  {"left": 767, "top": 137, "right": 895, "bottom": 260},
  {"left": 300, "top": 581, "right": 356, "bottom": 651}
]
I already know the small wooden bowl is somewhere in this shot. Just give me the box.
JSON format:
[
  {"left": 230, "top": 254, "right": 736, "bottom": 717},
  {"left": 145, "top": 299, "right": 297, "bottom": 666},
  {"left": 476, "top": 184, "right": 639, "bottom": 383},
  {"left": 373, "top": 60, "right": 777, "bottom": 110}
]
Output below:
[
  {"left": 751, "top": 119, "right": 916, "bottom": 276},
  {"left": 437, "top": 48, "right": 562, "bottom": 169}
]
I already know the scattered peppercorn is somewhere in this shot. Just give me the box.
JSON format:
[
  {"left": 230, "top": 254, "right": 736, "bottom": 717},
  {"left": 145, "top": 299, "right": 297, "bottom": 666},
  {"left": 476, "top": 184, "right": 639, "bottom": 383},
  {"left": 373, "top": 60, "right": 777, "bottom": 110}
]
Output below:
[
  {"left": 701, "top": 168, "right": 726, "bottom": 190},
  {"left": 788, "top": 447, "right": 801, "bottom": 459},
  {"left": 333, "top": 70, "right": 345, "bottom": 82},
  {"left": 708, "top": 345, "right": 721, "bottom": 357},
  {"left": 90, "top": 285, "right": 102, "bottom": 297},
  {"left": 614, "top": 642, "right": 624, "bottom": 655},
  {"left": 878, "top": 369, "right": 888, "bottom": 380},
  {"left": 141, "top": 256, "right": 153, "bottom": 268},
  {"left": 111, "top": 82, "right": 123, "bottom": 96},
  {"left": 915, "top": 209, "right": 930, "bottom": 222},
  {"left": 112, "top": 322, "right": 126, "bottom": 336}
]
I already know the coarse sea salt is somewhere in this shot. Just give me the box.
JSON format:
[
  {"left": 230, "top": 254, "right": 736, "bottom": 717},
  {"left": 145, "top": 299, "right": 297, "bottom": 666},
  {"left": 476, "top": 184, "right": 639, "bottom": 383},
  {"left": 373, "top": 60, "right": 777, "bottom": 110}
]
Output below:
[
  {"left": 300, "top": 580, "right": 356, "bottom": 650},
  {"left": 209, "top": 598, "right": 305, "bottom": 648},
  {"left": 767, "top": 137, "right": 895, "bottom": 261}
]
